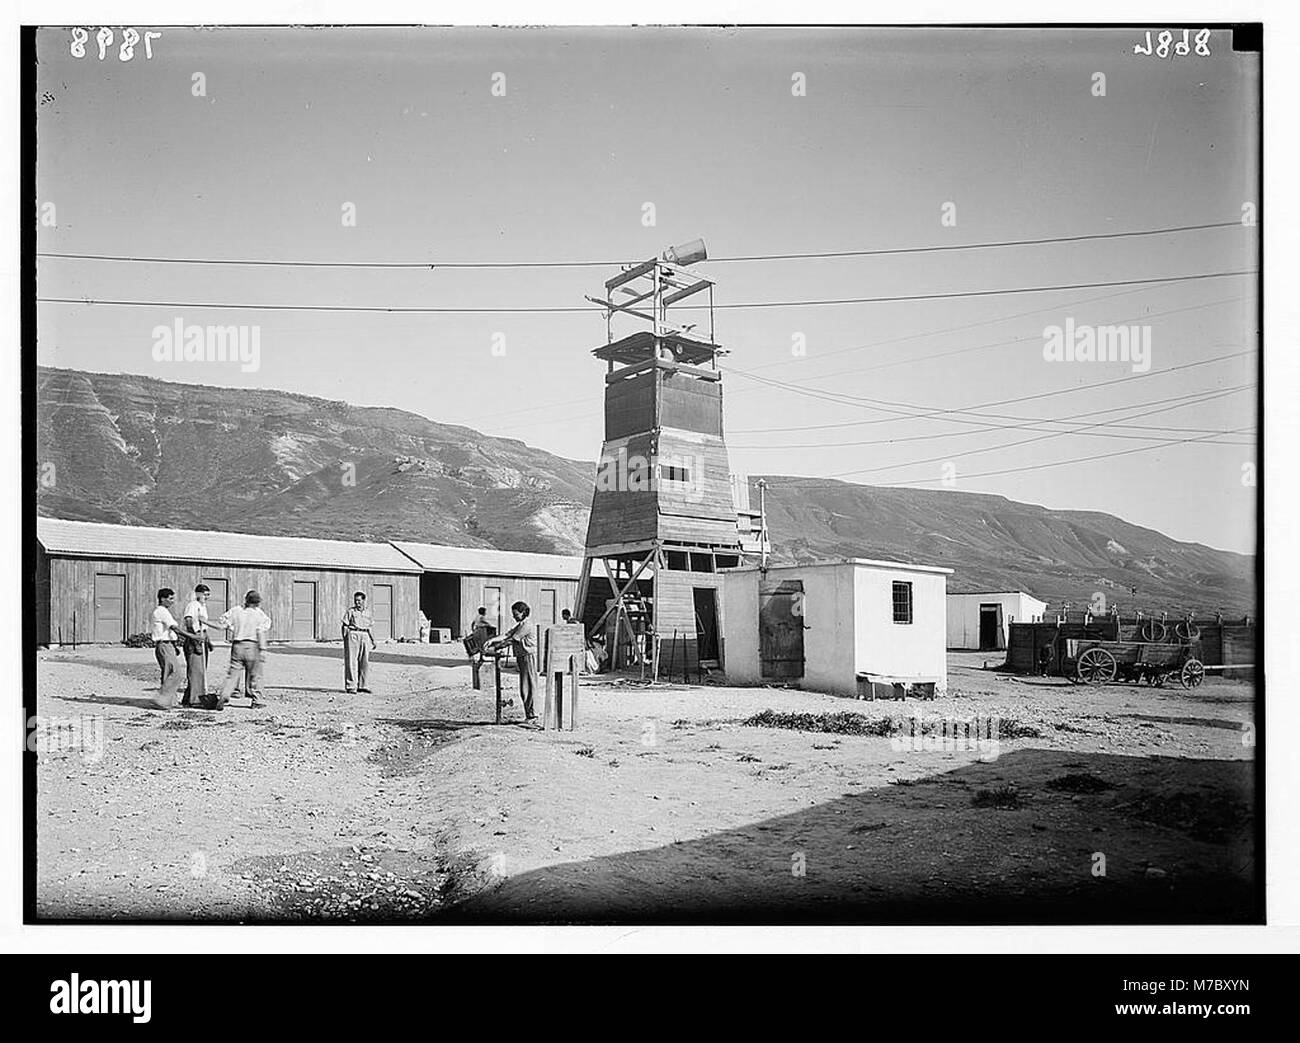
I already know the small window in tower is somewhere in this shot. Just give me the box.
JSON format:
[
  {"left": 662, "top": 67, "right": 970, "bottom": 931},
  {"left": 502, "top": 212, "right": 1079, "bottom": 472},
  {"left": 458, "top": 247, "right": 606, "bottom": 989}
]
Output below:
[
  {"left": 659, "top": 464, "right": 691, "bottom": 483},
  {"left": 689, "top": 553, "right": 714, "bottom": 573},
  {"left": 892, "top": 581, "right": 913, "bottom": 625},
  {"left": 665, "top": 551, "right": 689, "bottom": 571}
]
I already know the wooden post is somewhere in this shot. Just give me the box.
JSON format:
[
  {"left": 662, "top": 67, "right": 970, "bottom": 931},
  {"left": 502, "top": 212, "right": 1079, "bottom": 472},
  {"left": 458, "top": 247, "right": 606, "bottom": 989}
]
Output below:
[
  {"left": 650, "top": 545, "right": 663, "bottom": 682},
  {"left": 542, "top": 625, "right": 583, "bottom": 730},
  {"left": 493, "top": 656, "right": 502, "bottom": 725}
]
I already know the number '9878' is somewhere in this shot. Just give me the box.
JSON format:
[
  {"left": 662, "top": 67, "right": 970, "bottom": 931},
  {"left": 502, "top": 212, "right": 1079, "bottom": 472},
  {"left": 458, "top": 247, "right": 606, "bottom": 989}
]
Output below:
[
  {"left": 69, "top": 28, "right": 161, "bottom": 62},
  {"left": 1134, "top": 29, "right": 1211, "bottom": 58}
]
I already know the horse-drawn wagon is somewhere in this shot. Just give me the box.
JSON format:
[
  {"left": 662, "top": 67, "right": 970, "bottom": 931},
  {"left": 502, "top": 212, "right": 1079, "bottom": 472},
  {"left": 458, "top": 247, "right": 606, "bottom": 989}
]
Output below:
[{"left": 1061, "top": 637, "right": 1205, "bottom": 688}]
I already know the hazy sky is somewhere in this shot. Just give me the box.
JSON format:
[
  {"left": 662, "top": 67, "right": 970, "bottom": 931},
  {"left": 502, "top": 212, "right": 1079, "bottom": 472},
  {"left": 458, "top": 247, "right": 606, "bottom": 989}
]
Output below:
[{"left": 35, "top": 26, "right": 1259, "bottom": 553}]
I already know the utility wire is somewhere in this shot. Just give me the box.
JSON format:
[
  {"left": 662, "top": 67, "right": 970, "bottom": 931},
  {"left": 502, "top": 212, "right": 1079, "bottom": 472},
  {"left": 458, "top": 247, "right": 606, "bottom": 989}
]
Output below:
[
  {"left": 728, "top": 384, "right": 1256, "bottom": 449},
  {"left": 771, "top": 424, "right": 1254, "bottom": 489},
  {"left": 824, "top": 386, "right": 1251, "bottom": 478},
  {"left": 737, "top": 295, "right": 1252, "bottom": 385},
  {"left": 466, "top": 289, "right": 1250, "bottom": 429},
  {"left": 34, "top": 219, "right": 1246, "bottom": 270},
  {"left": 724, "top": 348, "right": 1256, "bottom": 432},
  {"left": 35, "top": 267, "right": 1257, "bottom": 314},
  {"left": 873, "top": 425, "right": 1255, "bottom": 486}
]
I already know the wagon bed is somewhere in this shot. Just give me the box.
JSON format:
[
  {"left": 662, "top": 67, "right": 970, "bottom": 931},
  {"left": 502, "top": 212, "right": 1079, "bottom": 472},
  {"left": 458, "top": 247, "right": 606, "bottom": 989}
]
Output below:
[{"left": 1061, "top": 638, "right": 1205, "bottom": 688}]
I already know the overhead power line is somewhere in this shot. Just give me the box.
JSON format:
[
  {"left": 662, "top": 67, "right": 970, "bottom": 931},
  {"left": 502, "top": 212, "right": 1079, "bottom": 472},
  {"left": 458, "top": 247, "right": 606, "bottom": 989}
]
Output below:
[
  {"left": 875, "top": 425, "right": 1256, "bottom": 487},
  {"left": 727, "top": 384, "right": 1256, "bottom": 449},
  {"left": 35, "top": 267, "right": 1258, "bottom": 314},
  {"left": 773, "top": 424, "right": 1255, "bottom": 490},
  {"left": 823, "top": 386, "right": 1252, "bottom": 479},
  {"left": 724, "top": 348, "right": 1256, "bottom": 432},
  {"left": 736, "top": 294, "right": 1252, "bottom": 385},
  {"left": 34, "top": 219, "right": 1247, "bottom": 270}
]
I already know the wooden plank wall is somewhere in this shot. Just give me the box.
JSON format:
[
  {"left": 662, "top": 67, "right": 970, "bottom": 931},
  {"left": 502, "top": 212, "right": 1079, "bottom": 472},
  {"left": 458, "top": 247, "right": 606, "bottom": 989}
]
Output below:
[
  {"left": 654, "top": 569, "right": 723, "bottom": 674},
  {"left": 458, "top": 573, "right": 578, "bottom": 637},
  {"left": 42, "top": 555, "right": 420, "bottom": 644},
  {"left": 587, "top": 432, "right": 661, "bottom": 547},
  {"left": 659, "top": 371, "right": 722, "bottom": 436},
  {"left": 34, "top": 544, "right": 51, "bottom": 645},
  {"left": 605, "top": 369, "right": 657, "bottom": 440},
  {"left": 1006, "top": 620, "right": 1257, "bottom": 672}
]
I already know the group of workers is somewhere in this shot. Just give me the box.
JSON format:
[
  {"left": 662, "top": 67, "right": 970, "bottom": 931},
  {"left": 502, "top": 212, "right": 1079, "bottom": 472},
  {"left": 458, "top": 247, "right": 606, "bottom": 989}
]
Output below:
[
  {"left": 149, "top": 584, "right": 586, "bottom": 726},
  {"left": 149, "top": 586, "right": 381, "bottom": 710},
  {"left": 149, "top": 585, "right": 272, "bottom": 711}
]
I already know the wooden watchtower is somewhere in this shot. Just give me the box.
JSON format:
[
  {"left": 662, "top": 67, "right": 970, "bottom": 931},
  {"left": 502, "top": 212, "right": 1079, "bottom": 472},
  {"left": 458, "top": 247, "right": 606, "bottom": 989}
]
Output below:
[{"left": 574, "top": 241, "right": 768, "bottom": 679}]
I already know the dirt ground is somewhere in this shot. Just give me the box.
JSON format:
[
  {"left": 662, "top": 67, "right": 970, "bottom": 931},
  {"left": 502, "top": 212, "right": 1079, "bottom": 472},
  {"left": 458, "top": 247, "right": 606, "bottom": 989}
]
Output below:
[{"left": 30, "top": 645, "right": 1259, "bottom": 924}]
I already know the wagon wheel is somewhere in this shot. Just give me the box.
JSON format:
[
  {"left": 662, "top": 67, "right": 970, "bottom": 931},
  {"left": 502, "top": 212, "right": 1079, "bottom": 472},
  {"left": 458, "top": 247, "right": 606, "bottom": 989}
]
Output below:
[
  {"left": 1076, "top": 647, "right": 1118, "bottom": 685},
  {"left": 1140, "top": 620, "right": 1167, "bottom": 642},
  {"left": 1175, "top": 620, "right": 1201, "bottom": 642},
  {"left": 1179, "top": 658, "right": 1206, "bottom": 689}
]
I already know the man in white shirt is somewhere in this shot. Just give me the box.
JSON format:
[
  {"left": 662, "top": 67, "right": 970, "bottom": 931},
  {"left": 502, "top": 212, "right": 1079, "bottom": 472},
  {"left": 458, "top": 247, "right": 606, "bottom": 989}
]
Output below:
[
  {"left": 216, "top": 590, "right": 273, "bottom": 709},
  {"left": 150, "top": 587, "right": 185, "bottom": 710},
  {"left": 180, "top": 583, "right": 214, "bottom": 708}
]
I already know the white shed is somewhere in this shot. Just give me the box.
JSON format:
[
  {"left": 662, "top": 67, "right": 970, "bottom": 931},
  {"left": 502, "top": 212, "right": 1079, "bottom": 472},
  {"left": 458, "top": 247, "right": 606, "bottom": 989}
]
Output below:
[
  {"left": 720, "top": 558, "right": 952, "bottom": 699},
  {"left": 946, "top": 591, "right": 1047, "bottom": 651}
]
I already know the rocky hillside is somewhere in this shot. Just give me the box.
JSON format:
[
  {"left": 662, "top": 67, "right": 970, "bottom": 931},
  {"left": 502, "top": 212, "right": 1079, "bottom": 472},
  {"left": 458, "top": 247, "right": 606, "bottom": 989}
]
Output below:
[
  {"left": 755, "top": 476, "right": 1254, "bottom": 616},
  {"left": 35, "top": 367, "right": 1254, "bottom": 614}
]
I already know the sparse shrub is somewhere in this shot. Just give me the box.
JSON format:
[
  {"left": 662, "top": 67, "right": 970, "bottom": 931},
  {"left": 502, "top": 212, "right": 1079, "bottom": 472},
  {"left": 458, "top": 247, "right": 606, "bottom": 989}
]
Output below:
[
  {"left": 743, "top": 709, "right": 893, "bottom": 737},
  {"left": 1046, "top": 772, "right": 1112, "bottom": 794},
  {"left": 972, "top": 784, "right": 1021, "bottom": 809}
]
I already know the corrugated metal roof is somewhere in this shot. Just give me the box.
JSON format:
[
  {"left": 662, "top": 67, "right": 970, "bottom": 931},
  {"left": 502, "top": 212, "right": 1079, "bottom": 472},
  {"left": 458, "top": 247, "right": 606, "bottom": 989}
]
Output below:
[
  {"left": 37, "top": 517, "right": 423, "bottom": 574},
  {"left": 390, "top": 540, "right": 590, "bottom": 580},
  {"left": 727, "top": 557, "right": 953, "bottom": 576}
]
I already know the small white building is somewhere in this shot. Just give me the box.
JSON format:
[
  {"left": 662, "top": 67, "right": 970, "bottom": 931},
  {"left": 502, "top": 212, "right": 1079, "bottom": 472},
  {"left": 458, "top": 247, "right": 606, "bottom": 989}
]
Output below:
[
  {"left": 946, "top": 590, "right": 1047, "bottom": 651},
  {"left": 720, "top": 558, "right": 952, "bottom": 699}
]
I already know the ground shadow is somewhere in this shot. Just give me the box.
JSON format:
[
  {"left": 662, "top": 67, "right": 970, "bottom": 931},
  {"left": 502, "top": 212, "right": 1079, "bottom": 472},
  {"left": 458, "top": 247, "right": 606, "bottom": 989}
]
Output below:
[
  {"left": 52, "top": 692, "right": 171, "bottom": 711},
  {"left": 272, "top": 646, "right": 469, "bottom": 669},
  {"left": 438, "top": 747, "right": 1259, "bottom": 926}
]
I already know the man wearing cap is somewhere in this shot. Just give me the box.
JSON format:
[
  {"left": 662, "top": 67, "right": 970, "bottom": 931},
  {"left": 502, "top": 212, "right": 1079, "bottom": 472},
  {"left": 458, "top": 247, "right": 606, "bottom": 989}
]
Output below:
[
  {"left": 216, "top": 590, "right": 272, "bottom": 709},
  {"left": 180, "top": 583, "right": 214, "bottom": 708}
]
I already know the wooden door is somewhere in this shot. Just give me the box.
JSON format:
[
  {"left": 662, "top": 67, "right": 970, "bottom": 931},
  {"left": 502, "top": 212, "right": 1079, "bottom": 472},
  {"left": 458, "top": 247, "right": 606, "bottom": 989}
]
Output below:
[
  {"left": 202, "top": 577, "right": 230, "bottom": 616},
  {"left": 291, "top": 581, "right": 316, "bottom": 641},
  {"left": 979, "top": 604, "right": 1000, "bottom": 651},
  {"left": 371, "top": 583, "right": 393, "bottom": 641},
  {"left": 759, "top": 580, "right": 804, "bottom": 679},
  {"left": 93, "top": 573, "right": 126, "bottom": 643},
  {"left": 693, "top": 587, "right": 720, "bottom": 663}
]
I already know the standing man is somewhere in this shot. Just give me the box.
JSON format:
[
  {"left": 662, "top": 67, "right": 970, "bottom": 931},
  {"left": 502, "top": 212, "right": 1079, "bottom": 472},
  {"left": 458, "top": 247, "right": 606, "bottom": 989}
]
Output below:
[
  {"left": 180, "top": 583, "right": 213, "bottom": 708},
  {"left": 216, "top": 590, "right": 272, "bottom": 708},
  {"left": 150, "top": 588, "right": 186, "bottom": 710},
  {"left": 560, "top": 608, "right": 574, "bottom": 624},
  {"left": 484, "top": 601, "right": 540, "bottom": 727},
  {"left": 341, "top": 591, "right": 377, "bottom": 694}
]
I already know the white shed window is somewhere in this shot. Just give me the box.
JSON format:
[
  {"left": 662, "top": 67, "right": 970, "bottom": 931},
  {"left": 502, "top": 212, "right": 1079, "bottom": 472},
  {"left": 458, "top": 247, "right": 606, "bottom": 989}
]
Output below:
[{"left": 892, "top": 581, "right": 913, "bottom": 624}]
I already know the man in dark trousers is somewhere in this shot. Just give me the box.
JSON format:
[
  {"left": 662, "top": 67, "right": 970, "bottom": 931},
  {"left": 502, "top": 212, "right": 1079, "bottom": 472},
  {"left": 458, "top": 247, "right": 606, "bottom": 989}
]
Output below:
[
  {"left": 180, "top": 583, "right": 213, "bottom": 707},
  {"left": 484, "top": 601, "right": 540, "bottom": 727}
]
